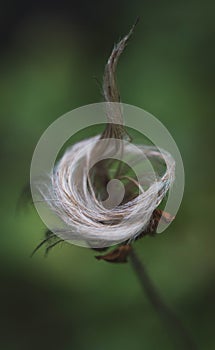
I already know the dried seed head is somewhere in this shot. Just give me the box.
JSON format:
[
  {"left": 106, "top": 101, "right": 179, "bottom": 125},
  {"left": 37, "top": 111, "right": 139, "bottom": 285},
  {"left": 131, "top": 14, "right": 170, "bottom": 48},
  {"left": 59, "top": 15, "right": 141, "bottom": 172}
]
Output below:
[{"left": 35, "top": 21, "right": 176, "bottom": 249}]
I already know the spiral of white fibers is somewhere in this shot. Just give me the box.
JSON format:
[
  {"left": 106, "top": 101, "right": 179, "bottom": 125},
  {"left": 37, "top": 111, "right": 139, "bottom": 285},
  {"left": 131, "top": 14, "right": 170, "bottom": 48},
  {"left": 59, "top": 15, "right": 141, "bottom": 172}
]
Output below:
[{"left": 41, "top": 135, "right": 175, "bottom": 248}]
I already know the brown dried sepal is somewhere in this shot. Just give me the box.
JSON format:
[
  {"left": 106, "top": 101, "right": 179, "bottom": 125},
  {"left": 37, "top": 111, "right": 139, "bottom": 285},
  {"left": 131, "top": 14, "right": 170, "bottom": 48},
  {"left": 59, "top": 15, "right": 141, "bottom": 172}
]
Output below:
[
  {"left": 95, "top": 244, "right": 131, "bottom": 263},
  {"left": 95, "top": 209, "right": 174, "bottom": 263},
  {"left": 136, "top": 209, "right": 175, "bottom": 240}
]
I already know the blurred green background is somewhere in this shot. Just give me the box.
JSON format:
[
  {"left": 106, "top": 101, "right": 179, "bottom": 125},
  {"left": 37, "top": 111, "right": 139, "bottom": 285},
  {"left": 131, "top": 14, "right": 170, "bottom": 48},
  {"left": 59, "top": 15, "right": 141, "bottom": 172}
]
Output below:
[{"left": 1, "top": 1, "right": 215, "bottom": 349}]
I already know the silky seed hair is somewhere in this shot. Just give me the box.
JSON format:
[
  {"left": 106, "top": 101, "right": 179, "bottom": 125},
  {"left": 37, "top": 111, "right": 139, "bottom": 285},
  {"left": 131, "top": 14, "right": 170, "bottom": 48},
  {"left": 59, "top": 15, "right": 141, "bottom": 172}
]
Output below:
[{"left": 39, "top": 22, "right": 175, "bottom": 248}]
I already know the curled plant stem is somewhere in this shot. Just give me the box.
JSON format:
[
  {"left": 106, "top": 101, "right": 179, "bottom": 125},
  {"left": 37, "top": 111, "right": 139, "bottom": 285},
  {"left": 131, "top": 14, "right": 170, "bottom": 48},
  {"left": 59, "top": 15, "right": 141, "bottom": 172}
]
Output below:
[
  {"left": 129, "top": 247, "right": 197, "bottom": 350},
  {"left": 101, "top": 19, "right": 139, "bottom": 140}
]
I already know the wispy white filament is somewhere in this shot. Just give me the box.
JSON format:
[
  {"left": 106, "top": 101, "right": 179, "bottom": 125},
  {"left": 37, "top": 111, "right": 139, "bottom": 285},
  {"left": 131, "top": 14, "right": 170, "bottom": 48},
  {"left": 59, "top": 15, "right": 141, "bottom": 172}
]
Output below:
[{"left": 40, "top": 135, "right": 175, "bottom": 248}]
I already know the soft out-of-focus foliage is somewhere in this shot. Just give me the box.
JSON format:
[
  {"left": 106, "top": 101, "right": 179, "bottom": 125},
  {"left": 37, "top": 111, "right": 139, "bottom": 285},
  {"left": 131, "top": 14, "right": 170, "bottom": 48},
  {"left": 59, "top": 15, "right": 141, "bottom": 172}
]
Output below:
[{"left": 0, "top": 1, "right": 214, "bottom": 349}]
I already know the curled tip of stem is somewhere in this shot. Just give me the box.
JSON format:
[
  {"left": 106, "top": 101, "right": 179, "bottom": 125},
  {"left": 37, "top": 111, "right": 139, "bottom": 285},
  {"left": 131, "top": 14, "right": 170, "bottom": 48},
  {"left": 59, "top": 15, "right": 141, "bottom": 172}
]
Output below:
[
  {"left": 101, "top": 20, "right": 139, "bottom": 140},
  {"left": 103, "top": 18, "right": 139, "bottom": 104}
]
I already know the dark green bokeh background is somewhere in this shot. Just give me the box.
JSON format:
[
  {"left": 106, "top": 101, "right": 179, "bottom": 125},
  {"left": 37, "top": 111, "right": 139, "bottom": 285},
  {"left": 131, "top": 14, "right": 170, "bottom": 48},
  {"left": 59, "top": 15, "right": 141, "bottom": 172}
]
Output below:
[{"left": 1, "top": 1, "right": 214, "bottom": 349}]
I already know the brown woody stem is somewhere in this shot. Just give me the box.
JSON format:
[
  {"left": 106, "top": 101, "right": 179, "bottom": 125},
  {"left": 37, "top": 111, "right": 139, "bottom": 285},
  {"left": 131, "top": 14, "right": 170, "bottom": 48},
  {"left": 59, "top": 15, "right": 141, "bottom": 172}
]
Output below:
[{"left": 129, "top": 247, "right": 197, "bottom": 350}]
